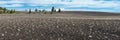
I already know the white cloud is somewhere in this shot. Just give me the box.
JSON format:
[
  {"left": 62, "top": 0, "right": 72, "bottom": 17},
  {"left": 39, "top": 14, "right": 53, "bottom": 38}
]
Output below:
[
  {"left": 0, "top": 0, "right": 24, "bottom": 4},
  {"left": 0, "top": 0, "right": 120, "bottom": 12},
  {"left": 0, "top": 0, "right": 119, "bottom": 8},
  {"left": 60, "top": 0, "right": 119, "bottom": 8},
  {"left": 22, "top": 0, "right": 120, "bottom": 8},
  {"left": 0, "top": 4, "right": 23, "bottom": 7}
]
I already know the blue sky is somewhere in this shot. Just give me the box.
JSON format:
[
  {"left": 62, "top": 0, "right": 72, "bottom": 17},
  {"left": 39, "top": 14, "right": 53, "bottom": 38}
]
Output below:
[{"left": 0, "top": 0, "right": 120, "bottom": 13}]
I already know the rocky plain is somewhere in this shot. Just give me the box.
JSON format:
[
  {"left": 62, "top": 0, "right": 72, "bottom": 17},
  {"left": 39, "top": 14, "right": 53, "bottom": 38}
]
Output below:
[{"left": 0, "top": 12, "right": 120, "bottom": 40}]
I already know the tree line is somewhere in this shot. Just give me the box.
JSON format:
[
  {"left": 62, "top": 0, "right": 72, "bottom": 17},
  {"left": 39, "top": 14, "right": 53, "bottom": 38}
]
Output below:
[
  {"left": 28, "top": 6, "right": 61, "bottom": 14},
  {"left": 0, "top": 7, "right": 16, "bottom": 14},
  {"left": 0, "top": 6, "right": 61, "bottom": 14}
]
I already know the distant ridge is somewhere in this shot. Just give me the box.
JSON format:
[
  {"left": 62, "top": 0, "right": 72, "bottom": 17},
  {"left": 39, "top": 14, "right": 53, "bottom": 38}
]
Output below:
[
  {"left": 61, "top": 11, "right": 120, "bottom": 16},
  {"left": 62, "top": 11, "right": 120, "bottom": 14}
]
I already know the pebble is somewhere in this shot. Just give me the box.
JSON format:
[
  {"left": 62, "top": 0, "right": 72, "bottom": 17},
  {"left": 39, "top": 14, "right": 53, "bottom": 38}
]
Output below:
[
  {"left": 89, "top": 35, "right": 92, "bottom": 38},
  {"left": 5, "top": 31, "right": 7, "bottom": 33},
  {"left": 1, "top": 34, "right": 4, "bottom": 36},
  {"left": 56, "top": 26, "right": 59, "bottom": 28},
  {"left": 72, "top": 24, "right": 75, "bottom": 26},
  {"left": 19, "top": 39, "right": 22, "bottom": 40},
  {"left": 17, "top": 29, "right": 21, "bottom": 31}
]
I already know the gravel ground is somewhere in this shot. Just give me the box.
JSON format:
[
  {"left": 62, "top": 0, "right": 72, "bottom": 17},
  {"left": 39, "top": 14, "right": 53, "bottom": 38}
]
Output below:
[{"left": 0, "top": 13, "right": 120, "bottom": 40}]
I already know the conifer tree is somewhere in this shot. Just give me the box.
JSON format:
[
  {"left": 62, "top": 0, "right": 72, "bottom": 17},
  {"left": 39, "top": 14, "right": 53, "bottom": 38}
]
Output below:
[
  {"left": 42, "top": 9, "right": 45, "bottom": 12},
  {"left": 10, "top": 10, "right": 13, "bottom": 14},
  {"left": 29, "top": 9, "right": 32, "bottom": 14},
  {"left": 51, "top": 6, "right": 55, "bottom": 14},
  {"left": 0, "top": 11, "right": 2, "bottom": 14},
  {"left": 39, "top": 10, "right": 41, "bottom": 12},
  {"left": 3, "top": 8, "right": 7, "bottom": 13},
  {"left": 58, "top": 8, "right": 61, "bottom": 13},
  {"left": 35, "top": 9, "right": 38, "bottom": 12},
  {"left": 13, "top": 9, "right": 16, "bottom": 13}
]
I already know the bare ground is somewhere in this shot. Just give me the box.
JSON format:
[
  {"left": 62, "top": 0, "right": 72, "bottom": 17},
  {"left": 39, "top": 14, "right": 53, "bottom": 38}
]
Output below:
[{"left": 0, "top": 12, "right": 120, "bottom": 40}]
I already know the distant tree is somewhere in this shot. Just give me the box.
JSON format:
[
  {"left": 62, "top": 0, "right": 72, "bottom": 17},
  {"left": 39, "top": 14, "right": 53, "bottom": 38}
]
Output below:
[
  {"left": 42, "top": 9, "right": 47, "bottom": 14},
  {"left": 42, "top": 9, "right": 46, "bottom": 12},
  {"left": 58, "top": 8, "right": 61, "bottom": 13},
  {"left": 51, "top": 7, "right": 55, "bottom": 11},
  {"left": 54, "top": 9, "right": 56, "bottom": 12},
  {"left": 10, "top": 10, "right": 13, "bottom": 14},
  {"left": 0, "top": 7, "right": 14, "bottom": 14},
  {"left": 35, "top": 9, "right": 38, "bottom": 12},
  {"left": 38, "top": 10, "right": 42, "bottom": 14},
  {"left": 6, "top": 10, "right": 10, "bottom": 13},
  {"left": 44, "top": 11, "right": 47, "bottom": 14},
  {"left": 13, "top": 9, "right": 16, "bottom": 13},
  {"left": 0, "top": 11, "right": 2, "bottom": 14},
  {"left": 3, "top": 8, "right": 7, "bottom": 13},
  {"left": 10, "top": 9, "right": 16, "bottom": 14},
  {"left": 51, "top": 6, "right": 55, "bottom": 14},
  {"left": 0, "top": 7, "right": 3, "bottom": 10},
  {"left": 39, "top": 10, "right": 41, "bottom": 12},
  {"left": 28, "top": 9, "right": 32, "bottom": 14}
]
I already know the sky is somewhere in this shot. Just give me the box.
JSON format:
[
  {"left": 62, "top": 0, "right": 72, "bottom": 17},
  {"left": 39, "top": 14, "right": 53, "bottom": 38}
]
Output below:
[{"left": 0, "top": 0, "right": 120, "bottom": 13}]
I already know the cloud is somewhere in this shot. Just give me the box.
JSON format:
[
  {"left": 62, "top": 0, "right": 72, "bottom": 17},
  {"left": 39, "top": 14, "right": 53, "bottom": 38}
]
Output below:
[
  {"left": 0, "top": 4, "right": 23, "bottom": 7},
  {"left": 1, "top": 0, "right": 119, "bottom": 8},
  {"left": 22, "top": 0, "right": 120, "bottom": 8},
  {"left": 0, "top": 0, "right": 120, "bottom": 12},
  {"left": 0, "top": 0, "right": 25, "bottom": 4}
]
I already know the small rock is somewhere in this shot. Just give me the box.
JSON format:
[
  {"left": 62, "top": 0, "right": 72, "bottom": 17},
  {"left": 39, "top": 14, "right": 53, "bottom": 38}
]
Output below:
[
  {"left": 1, "top": 34, "right": 4, "bottom": 36},
  {"left": 104, "top": 36, "right": 108, "bottom": 38},
  {"left": 56, "top": 26, "right": 59, "bottom": 28},
  {"left": 72, "top": 24, "right": 75, "bottom": 25},
  {"left": 65, "top": 25, "right": 68, "bottom": 27},
  {"left": 11, "top": 34, "right": 14, "bottom": 36},
  {"left": 58, "top": 38, "right": 63, "bottom": 40},
  {"left": 5, "top": 31, "right": 7, "bottom": 33},
  {"left": 16, "top": 33, "right": 19, "bottom": 36},
  {"left": 19, "top": 39, "right": 22, "bottom": 40},
  {"left": 89, "top": 35, "right": 92, "bottom": 38},
  {"left": 17, "top": 29, "right": 21, "bottom": 31}
]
